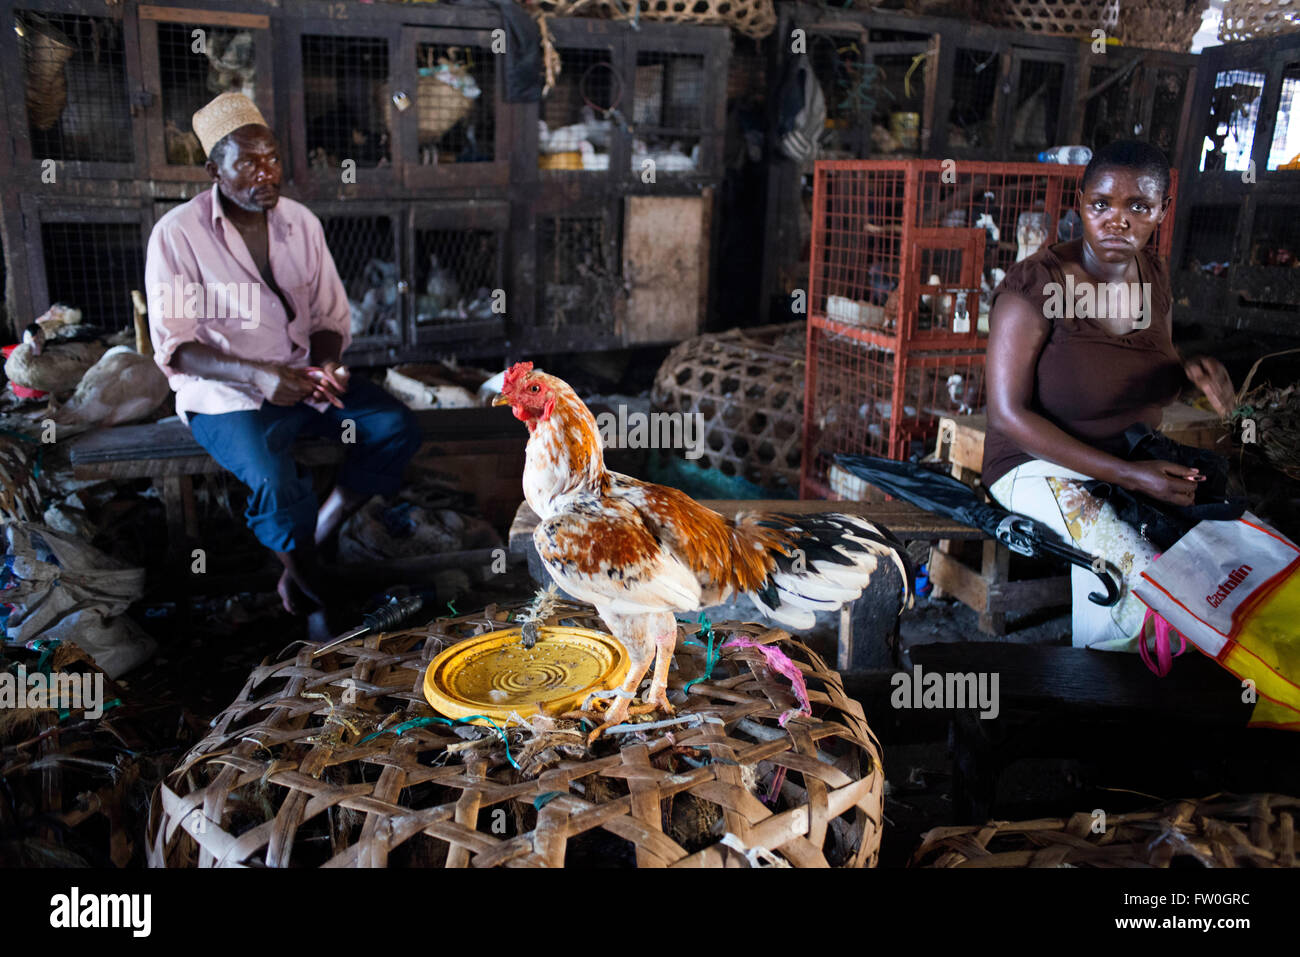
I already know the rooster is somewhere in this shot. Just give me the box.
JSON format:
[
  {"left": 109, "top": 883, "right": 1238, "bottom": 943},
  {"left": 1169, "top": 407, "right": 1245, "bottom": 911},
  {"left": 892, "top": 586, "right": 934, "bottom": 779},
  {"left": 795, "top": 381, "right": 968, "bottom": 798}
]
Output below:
[{"left": 494, "top": 363, "right": 914, "bottom": 741}]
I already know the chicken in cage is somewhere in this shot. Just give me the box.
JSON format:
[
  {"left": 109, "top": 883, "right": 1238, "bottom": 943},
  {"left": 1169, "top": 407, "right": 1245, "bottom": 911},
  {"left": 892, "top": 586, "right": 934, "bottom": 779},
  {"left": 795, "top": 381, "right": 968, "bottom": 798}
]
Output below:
[
  {"left": 414, "top": 231, "right": 500, "bottom": 326},
  {"left": 539, "top": 50, "right": 618, "bottom": 172},
  {"left": 159, "top": 23, "right": 259, "bottom": 167}
]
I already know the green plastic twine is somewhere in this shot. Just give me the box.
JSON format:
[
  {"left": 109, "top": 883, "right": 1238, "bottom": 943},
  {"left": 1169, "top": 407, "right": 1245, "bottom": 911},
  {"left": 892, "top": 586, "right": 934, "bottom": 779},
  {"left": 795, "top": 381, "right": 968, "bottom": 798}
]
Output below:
[
  {"left": 359, "top": 714, "right": 518, "bottom": 769},
  {"left": 682, "top": 613, "right": 720, "bottom": 695}
]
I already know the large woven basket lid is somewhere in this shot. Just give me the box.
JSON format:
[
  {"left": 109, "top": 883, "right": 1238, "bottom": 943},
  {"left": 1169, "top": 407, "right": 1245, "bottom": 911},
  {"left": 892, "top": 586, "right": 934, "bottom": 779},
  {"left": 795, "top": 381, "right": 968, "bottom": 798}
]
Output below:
[{"left": 424, "top": 626, "right": 629, "bottom": 725}]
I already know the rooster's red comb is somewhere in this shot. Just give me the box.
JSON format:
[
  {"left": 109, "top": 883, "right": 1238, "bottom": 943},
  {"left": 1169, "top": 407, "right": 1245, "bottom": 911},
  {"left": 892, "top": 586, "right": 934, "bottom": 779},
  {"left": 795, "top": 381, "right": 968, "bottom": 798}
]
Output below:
[{"left": 504, "top": 361, "right": 534, "bottom": 389}]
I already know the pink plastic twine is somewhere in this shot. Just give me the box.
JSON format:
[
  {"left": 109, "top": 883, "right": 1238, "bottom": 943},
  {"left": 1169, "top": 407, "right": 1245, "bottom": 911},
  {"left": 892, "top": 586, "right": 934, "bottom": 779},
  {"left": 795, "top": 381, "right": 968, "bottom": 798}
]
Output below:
[
  {"left": 1137, "top": 551, "right": 1188, "bottom": 678},
  {"left": 1139, "top": 608, "right": 1188, "bottom": 677},
  {"left": 723, "top": 636, "right": 812, "bottom": 726}
]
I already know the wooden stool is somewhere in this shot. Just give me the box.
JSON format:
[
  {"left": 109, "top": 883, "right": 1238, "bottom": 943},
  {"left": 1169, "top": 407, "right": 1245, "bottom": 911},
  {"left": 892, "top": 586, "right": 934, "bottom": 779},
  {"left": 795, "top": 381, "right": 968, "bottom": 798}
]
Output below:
[{"left": 926, "top": 414, "right": 1071, "bottom": 635}]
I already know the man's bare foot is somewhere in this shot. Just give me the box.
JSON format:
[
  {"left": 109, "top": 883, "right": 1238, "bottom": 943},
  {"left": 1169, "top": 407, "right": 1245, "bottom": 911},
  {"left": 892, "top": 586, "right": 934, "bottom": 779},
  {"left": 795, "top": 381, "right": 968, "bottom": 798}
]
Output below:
[{"left": 276, "top": 568, "right": 299, "bottom": 615}]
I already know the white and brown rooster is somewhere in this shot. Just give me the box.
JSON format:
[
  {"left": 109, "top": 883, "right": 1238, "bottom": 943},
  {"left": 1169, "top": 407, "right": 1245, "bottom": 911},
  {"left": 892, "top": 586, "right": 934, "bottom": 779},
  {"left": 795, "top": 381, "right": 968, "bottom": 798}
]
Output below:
[{"left": 495, "top": 362, "right": 913, "bottom": 740}]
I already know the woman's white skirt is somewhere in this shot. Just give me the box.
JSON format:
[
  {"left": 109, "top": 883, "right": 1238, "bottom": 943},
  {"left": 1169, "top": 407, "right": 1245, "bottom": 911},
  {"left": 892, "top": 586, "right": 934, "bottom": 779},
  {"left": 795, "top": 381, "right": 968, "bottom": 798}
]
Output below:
[{"left": 987, "top": 460, "right": 1157, "bottom": 652}]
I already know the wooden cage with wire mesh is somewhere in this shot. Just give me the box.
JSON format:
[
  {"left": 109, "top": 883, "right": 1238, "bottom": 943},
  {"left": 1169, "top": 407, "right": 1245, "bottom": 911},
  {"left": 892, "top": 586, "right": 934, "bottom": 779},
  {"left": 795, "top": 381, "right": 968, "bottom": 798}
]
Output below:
[{"left": 145, "top": 600, "right": 885, "bottom": 868}]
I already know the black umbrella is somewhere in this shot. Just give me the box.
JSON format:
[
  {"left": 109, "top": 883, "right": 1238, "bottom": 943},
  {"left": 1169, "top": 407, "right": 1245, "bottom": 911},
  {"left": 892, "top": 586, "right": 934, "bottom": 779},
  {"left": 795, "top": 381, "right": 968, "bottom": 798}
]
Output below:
[{"left": 835, "top": 454, "right": 1122, "bottom": 606}]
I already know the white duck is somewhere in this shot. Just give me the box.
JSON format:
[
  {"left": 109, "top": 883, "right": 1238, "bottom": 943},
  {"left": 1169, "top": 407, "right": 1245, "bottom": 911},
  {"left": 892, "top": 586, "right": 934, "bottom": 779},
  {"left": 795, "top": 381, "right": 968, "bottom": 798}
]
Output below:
[
  {"left": 5, "top": 323, "right": 107, "bottom": 394},
  {"left": 45, "top": 292, "right": 170, "bottom": 435}
]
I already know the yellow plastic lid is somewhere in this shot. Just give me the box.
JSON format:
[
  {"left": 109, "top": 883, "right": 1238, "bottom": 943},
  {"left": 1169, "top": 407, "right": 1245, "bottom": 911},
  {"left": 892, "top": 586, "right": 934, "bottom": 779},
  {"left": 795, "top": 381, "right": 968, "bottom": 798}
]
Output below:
[{"left": 423, "top": 625, "right": 629, "bottom": 726}]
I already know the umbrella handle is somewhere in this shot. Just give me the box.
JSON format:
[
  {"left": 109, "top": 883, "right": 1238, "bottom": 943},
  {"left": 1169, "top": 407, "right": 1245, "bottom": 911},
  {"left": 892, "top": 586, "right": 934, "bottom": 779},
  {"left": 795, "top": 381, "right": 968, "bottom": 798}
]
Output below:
[{"left": 1033, "top": 537, "right": 1123, "bottom": 606}]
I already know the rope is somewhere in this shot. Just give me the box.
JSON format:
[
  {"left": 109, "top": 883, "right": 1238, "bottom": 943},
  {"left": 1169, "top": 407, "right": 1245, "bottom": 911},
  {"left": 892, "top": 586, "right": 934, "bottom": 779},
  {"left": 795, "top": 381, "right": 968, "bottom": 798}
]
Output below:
[
  {"left": 682, "top": 613, "right": 720, "bottom": 694},
  {"left": 358, "top": 714, "right": 519, "bottom": 769}
]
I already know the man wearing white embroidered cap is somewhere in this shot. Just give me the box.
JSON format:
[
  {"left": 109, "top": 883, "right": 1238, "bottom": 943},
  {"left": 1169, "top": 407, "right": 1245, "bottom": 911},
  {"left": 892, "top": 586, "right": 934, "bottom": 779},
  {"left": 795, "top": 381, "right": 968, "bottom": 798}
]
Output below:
[{"left": 144, "top": 92, "right": 421, "bottom": 641}]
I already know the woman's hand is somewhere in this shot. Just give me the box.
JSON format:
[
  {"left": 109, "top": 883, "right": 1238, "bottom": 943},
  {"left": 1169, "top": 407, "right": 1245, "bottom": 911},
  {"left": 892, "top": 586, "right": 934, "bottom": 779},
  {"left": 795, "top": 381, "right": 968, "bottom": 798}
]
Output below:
[
  {"left": 1123, "top": 459, "right": 1201, "bottom": 507},
  {"left": 1183, "top": 355, "right": 1235, "bottom": 417}
]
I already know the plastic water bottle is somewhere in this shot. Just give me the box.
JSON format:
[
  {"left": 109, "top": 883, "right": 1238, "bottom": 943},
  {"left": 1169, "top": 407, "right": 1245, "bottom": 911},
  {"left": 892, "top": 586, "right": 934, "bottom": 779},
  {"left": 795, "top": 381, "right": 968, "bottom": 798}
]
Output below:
[{"left": 1038, "top": 145, "right": 1093, "bottom": 165}]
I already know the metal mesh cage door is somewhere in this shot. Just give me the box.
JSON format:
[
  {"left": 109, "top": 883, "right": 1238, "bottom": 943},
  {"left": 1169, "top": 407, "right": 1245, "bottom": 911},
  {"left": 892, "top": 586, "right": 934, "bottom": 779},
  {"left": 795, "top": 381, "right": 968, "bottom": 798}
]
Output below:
[
  {"left": 318, "top": 211, "right": 404, "bottom": 346},
  {"left": 140, "top": 10, "right": 273, "bottom": 180},
  {"left": 36, "top": 211, "right": 148, "bottom": 333},
  {"left": 410, "top": 201, "right": 509, "bottom": 350}
]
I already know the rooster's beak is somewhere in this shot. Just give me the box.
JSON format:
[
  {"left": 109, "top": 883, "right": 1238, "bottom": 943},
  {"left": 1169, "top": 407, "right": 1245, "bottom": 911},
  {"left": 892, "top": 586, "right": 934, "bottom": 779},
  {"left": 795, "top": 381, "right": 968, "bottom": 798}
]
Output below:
[{"left": 491, "top": 393, "right": 510, "bottom": 407}]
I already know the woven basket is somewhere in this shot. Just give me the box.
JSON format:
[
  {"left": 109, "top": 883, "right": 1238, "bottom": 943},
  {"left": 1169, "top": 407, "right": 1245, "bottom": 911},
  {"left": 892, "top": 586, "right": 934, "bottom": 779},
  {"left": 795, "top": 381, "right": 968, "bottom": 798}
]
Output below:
[
  {"left": 1220, "top": 0, "right": 1300, "bottom": 42},
  {"left": 535, "top": 0, "right": 776, "bottom": 40},
  {"left": 979, "top": 0, "right": 1120, "bottom": 38},
  {"left": 146, "top": 601, "right": 884, "bottom": 868},
  {"left": 651, "top": 323, "right": 805, "bottom": 493},
  {"left": 1119, "top": 0, "right": 1210, "bottom": 52},
  {"left": 912, "top": 793, "right": 1300, "bottom": 867},
  {"left": 417, "top": 65, "right": 476, "bottom": 145},
  {"left": 19, "top": 17, "right": 75, "bottom": 132}
]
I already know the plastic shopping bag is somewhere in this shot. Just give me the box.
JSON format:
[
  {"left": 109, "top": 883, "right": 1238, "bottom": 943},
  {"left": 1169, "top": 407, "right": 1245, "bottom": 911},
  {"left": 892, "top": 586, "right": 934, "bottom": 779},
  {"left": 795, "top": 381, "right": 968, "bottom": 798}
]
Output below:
[{"left": 1133, "top": 513, "right": 1300, "bottom": 730}]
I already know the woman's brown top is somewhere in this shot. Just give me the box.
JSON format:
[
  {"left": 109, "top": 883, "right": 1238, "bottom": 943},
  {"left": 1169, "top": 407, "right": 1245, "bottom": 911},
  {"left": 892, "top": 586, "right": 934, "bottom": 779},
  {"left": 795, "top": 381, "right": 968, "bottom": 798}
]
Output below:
[{"left": 981, "top": 239, "right": 1186, "bottom": 488}]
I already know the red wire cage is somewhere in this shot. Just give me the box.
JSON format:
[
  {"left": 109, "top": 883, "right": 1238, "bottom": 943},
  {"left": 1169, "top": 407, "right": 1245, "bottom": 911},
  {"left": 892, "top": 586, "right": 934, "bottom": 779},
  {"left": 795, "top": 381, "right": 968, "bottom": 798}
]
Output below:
[{"left": 800, "top": 159, "right": 1177, "bottom": 498}]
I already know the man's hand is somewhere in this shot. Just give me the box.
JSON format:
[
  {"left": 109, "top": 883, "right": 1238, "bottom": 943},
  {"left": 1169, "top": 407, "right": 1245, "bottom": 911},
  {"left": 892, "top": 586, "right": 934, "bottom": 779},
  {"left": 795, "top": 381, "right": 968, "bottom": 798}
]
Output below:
[
  {"left": 252, "top": 363, "right": 318, "bottom": 406},
  {"left": 319, "top": 360, "right": 350, "bottom": 394},
  {"left": 1123, "top": 459, "right": 1201, "bottom": 507},
  {"left": 1184, "top": 356, "right": 1236, "bottom": 418}
]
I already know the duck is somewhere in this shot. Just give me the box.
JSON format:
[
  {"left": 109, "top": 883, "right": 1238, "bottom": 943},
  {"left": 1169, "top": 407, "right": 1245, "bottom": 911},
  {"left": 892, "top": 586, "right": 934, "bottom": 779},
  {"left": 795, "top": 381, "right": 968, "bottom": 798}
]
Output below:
[
  {"left": 44, "top": 292, "right": 170, "bottom": 436},
  {"left": 5, "top": 323, "right": 108, "bottom": 394}
]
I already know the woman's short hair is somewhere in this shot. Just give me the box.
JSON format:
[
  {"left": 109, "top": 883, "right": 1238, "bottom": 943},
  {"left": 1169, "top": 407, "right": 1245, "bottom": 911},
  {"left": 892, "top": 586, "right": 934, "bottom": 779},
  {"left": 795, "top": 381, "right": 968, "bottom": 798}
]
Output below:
[{"left": 1081, "top": 140, "right": 1171, "bottom": 197}]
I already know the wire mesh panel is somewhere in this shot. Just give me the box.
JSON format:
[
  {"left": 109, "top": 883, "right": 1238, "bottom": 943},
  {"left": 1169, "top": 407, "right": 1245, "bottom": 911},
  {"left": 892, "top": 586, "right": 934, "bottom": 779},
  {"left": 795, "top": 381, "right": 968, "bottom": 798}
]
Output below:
[
  {"left": 803, "top": 159, "right": 1178, "bottom": 490},
  {"left": 1150, "top": 67, "right": 1190, "bottom": 160},
  {"left": 948, "top": 48, "right": 1000, "bottom": 152},
  {"left": 539, "top": 47, "right": 618, "bottom": 173},
  {"left": 158, "top": 23, "right": 258, "bottom": 167},
  {"left": 302, "top": 35, "right": 391, "bottom": 169},
  {"left": 1082, "top": 59, "right": 1142, "bottom": 151},
  {"left": 1198, "top": 67, "right": 1267, "bottom": 172},
  {"left": 1009, "top": 57, "right": 1065, "bottom": 155},
  {"left": 414, "top": 41, "right": 494, "bottom": 166},
  {"left": 1267, "top": 63, "right": 1300, "bottom": 171},
  {"left": 809, "top": 32, "right": 873, "bottom": 157},
  {"left": 41, "top": 221, "right": 145, "bottom": 332},
  {"left": 631, "top": 51, "right": 704, "bottom": 174},
  {"left": 1180, "top": 205, "right": 1239, "bottom": 272},
  {"left": 15, "top": 11, "right": 132, "bottom": 164},
  {"left": 413, "top": 227, "right": 501, "bottom": 330},
  {"left": 320, "top": 214, "right": 401, "bottom": 341},
  {"left": 539, "top": 215, "right": 620, "bottom": 330}
]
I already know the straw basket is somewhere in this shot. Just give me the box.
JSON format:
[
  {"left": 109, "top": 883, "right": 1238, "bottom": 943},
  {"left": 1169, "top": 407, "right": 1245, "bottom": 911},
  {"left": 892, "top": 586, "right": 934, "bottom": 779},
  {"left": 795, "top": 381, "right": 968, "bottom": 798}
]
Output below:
[
  {"left": 1119, "top": 0, "right": 1210, "bottom": 52},
  {"left": 978, "top": 0, "right": 1120, "bottom": 38},
  {"left": 1220, "top": 0, "right": 1300, "bottom": 42},
  {"left": 417, "top": 61, "right": 476, "bottom": 145},
  {"left": 912, "top": 793, "right": 1300, "bottom": 867},
  {"left": 652, "top": 323, "right": 805, "bottom": 492},
  {"left": 535, "top": 0, "right": 777, "bottom": 41},
  {"left": 146, "top": 601, "right": 884, "bottom": 867},
  {"left": 19, "top": 17, "right": 75, "bottom": 132}
]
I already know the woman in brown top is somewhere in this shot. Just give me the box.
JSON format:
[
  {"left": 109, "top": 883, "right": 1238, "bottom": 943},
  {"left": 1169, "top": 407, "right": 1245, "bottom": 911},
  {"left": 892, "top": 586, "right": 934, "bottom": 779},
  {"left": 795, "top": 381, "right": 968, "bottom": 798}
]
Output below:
[{"left": 982, "top": 140, "right": 1236, "bottom": 651}]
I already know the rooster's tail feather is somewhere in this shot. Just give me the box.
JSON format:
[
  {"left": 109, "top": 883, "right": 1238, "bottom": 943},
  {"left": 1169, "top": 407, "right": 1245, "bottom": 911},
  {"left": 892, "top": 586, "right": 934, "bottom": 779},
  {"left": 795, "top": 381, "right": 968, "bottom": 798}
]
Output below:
[{"left": 743, "top": 513, "right": 915, "bottom": 631}]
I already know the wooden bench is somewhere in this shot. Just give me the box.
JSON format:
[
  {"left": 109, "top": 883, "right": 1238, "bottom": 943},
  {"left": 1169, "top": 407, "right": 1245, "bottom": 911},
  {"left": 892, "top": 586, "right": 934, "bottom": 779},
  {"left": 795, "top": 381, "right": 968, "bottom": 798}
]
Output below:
[
  {"left": 66, "top": 406, "right": 527, "bottom": 570},
  {"left": 510, "top": 497, "right": 984, "bottom": 671}
]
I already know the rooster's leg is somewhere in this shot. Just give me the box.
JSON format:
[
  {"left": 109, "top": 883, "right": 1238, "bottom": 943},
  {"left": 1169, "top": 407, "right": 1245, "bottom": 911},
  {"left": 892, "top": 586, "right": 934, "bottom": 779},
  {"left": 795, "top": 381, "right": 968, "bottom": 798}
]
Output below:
[
  {"left": 643, "top": 631, "right": 678, "bottom": 714},
  {"left": 587, "top": 656, "right": 652, "bottom": 743}
]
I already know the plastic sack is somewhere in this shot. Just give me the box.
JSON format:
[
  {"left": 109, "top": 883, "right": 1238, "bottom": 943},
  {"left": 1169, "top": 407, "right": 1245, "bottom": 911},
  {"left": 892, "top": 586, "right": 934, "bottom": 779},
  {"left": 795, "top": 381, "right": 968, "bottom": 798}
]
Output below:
[
  {"left": 1, "top": 521, "right": 154, "bottom": 678},
  {"left": 1133, "top": 514, "right": 1300, "bottom": 730}
]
